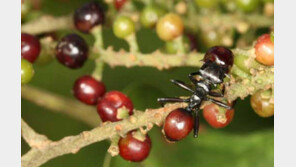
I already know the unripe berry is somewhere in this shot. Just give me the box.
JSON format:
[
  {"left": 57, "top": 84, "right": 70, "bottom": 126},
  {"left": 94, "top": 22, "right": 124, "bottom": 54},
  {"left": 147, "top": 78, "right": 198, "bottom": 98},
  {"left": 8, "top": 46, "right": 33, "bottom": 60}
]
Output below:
[
  {"left": 203, "top": 103, "right": 235, "bottom": 128},
  {"left": 156, "top": 13, "right": 184, "bottom": 41},
  {"left": 255, "top": 33, "right": 274, "bottom": 66}
]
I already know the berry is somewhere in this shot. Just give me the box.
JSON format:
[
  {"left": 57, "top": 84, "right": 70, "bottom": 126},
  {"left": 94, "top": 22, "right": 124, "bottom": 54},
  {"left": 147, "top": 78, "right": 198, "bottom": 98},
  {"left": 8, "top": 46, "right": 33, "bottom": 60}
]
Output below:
[
  {"left": 55, "top": 34, "right": 88, "bottom": 69},
  {"left": 251, "top": 90, "right": 274, "bottom": 117},
  {"left": 236, "top": 0, "right": 259, "bottom": 13},
  {"left": 21, "top": 59, "right": 34, "bottom": 84},
  {"left": 114, "top": 0, "right": 128, "bottom": 10},
  {"left": 118, "top": 131, "right": 151, "bottom": 162},
  {"left": 21, "top": 33, "right": 41, "bottom": 63},
  {"left": 194, "top": 0, "right": 219, "bottom": 9},
  {"left": 164, "top": 35, "right": 190, "bottom": 54},
  {"left": 163, "top": 108, "right": 194, "bottom": 141},
  {"left": 97, "top": 91, "right": 133, "bottom": 122},
  {"left": 74, "top": 2, "right": 105, "bottom": 33},
  {"left": 113, "top": 16, "right": 135, "bottom": 39},
  {"left": 203, "top": 103, "right": 235, "bottom": 128},
  {"left": 203, "top": 46, "right": 234, "bottom": 72},
  {"left": 200, "top": 30, "right": 222, "bottom": 48},
  {"left": 254, "top": 34, "right": 274, "bottom": 66},
  {"left": 156, "top": 13, "right": 184, "bottom": 41},
  {"left": 186, "top": 33, "right": 198, "bottom": 51},
  {"left": 140, "top": 5, "right": 165, "bottom": 28},
  {"left": 73, "top": 75, "right": 106, "bottom": 105}
]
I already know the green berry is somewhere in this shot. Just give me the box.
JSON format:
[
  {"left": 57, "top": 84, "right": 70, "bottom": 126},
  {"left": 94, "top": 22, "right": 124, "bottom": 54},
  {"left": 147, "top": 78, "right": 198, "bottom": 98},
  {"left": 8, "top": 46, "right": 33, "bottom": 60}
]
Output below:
[
  {"left": 194, "top": 0, "right": 219, "bottom": 9},
  {"left": 21, "top": 59, "right": 34, "bottom": 84},
  {"left": 140, "top": 5, "right": 166, "bottom": 28},
  {"left": 270, "top": 31, "right": 274, "bottom": 43},
  {"left": 113, "top": 16, "right": 135, "bottom": 39},
  {"left": 236, "top": 0, "right": 260, "bottom": 12},
  {"left": 200, "top": 30, "right": 222, "bottom": 48},
  {"left": 164, "top": 36, "right": 190, "bottom": 54}
]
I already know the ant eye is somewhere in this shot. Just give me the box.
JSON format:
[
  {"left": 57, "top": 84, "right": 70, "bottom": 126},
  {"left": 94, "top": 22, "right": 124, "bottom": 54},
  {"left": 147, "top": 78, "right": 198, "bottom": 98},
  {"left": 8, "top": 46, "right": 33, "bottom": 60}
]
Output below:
[{"left": 203, "top": 46, "right": 234, "bottom": 72}]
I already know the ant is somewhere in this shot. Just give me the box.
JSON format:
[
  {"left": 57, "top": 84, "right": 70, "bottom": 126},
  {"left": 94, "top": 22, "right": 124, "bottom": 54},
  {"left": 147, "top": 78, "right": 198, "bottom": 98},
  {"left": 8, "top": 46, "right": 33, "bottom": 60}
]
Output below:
[{"left": 157, "top": 46, "right": 234, "bottom": 138}]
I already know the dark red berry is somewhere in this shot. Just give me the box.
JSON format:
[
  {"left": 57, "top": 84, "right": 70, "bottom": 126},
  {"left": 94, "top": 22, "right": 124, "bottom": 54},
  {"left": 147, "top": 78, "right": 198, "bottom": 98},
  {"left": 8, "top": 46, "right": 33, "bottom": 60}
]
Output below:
[
  {"left": 73, "top": 75, "right": 106, "bottom": 105},
  {"left": 114, "top": 0, "right": 127, "bottom": 10},
  {"left": 186, "top": 33, "right": 198, "bottom": 51},
  {"left": 21, "top": 33, "right": 41, "bottom": 63},
  {"left": 203, "top": 46, "right": 234, "bottom": 72},
  {"left": 55, "top": 34, "right": 88, "bottom": 69},
  {"left": 97, "top": 91, "right": 133, "bottom": 122},
  {"left": 118, "top": 131, "right": 151, "bottom": 162},
  {"left": 163, "top": 108, "right": 194, "bottom": 141},
  {"left": 74, "top": 2, "right": 105, "bottom": 33},
  {"left": 203, "top": 103, "right": 234, "bottom": 128}
]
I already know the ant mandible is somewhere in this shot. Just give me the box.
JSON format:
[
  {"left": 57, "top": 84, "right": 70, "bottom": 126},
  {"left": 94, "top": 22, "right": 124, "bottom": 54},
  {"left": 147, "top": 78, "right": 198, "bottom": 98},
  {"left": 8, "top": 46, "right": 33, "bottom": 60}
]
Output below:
[{"left": 157, "top": 46, "right": 234, "bottom": 138}]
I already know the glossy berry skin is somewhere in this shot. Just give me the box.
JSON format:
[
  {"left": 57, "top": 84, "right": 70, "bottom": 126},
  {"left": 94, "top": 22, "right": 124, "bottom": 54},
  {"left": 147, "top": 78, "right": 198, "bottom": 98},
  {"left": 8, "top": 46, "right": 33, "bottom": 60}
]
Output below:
[
  {"left": 255, "top": 34, "right": 274, "bottom": 66},
  {"left": 164, "top": 108, "right": 194, "bottom": 141},
  {"left": 118, "top": 131, "right": 151, "bottom": 162},
  {"left": 140, "top": 5, "right": 165, "bottom": 28},
  {"left": 56, "top": 34, "right": 88, "bottom": 69},
  {"left": 21, "top": 33, "right": 41, "bottom": 63},
  {"left": 203, "top": 103, "right": 235, "bottom": 128},
  {"left": 113, "top": 16, "right": 135, "bottom": 39},
  {"left": 97, "top": 91, "right": 133, "bottom": 122},
  {"left": 74, "top": 2, "right": 105, "bottom": 33},
  {"left": 156, "top": 13, "right": 184, "bottom": 41},
  {"left": 204, "top": 46, "right": 234, "bottom": 72},
  {"left": 251, "top": 90, "right": 274, "bottom": 117},
  {"left": 73, "top": 75, "right": 106, "bottom": 105},
  {"left": 114, "top": 0, "right": 127, "bottom": 10},
  {"left": 21, "top": 59, "right": 34, "bottom": 84},
  {"left": 236, "top": 0, "right": 259, "bottom": 13}
]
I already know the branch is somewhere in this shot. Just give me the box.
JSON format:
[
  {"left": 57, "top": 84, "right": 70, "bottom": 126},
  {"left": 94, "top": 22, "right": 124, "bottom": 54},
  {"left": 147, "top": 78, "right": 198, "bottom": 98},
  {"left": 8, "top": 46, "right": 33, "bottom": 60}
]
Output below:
[
  {"left": 21, "top": 85, "right": 100, "bottom": 127},
  {"left": 21, "top": 103, "right": 187, "bottom": 167},
  {"left": 21, "top": 118, "right": 52, "bottom": 148}
]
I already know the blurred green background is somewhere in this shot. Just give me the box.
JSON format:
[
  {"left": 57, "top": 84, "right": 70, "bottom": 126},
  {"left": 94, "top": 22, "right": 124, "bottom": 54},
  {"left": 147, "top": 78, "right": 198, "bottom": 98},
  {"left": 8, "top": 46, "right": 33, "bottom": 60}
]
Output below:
[{"left": 21, "top": 0, "right": 274, "bottom": 166}]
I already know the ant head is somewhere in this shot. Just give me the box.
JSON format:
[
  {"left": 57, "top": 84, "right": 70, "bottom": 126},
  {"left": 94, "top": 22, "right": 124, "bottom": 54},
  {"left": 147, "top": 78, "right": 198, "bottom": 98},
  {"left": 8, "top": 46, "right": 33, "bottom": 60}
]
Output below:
[{"left": 203, "top": 46, "right": 234, "bottom": 73}]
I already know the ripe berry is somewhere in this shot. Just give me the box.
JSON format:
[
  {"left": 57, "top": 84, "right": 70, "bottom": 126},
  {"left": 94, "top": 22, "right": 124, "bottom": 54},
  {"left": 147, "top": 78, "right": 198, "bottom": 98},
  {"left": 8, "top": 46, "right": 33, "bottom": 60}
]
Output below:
[
  {"left": 163, "top": 108, "right": 194, "bottom": 141},
  {"left": 97, "top": 91, "right": 133, "bottom": 122},
  {"left": 203, "top": 46, "right": 234, "bottom": 71},
  {"left": 55, "top": 34, "right": 88, "bottom": 69},
  {"left": 251, "top": 90, "right": 274, "bottom": 117},
  {"left": 21, "top": 33, "right": 41, "bottom": 63},
  {"left": 254, "top": 34, "right": 274, "bottom": 66},
  {"left": 21, "top": 59, "right": 34, "bottom": 84},
  {"left": 156, "top": 13, "right": 184, "bottom": 41},
  {"left": 203, "top": 103, "right": 235, "bottom": 128},
  {"left": 118, "top": 131, "right": 151, "bottom": 162},
  {"left": 74, "top": 2, "right": 105, "bottom": 33},
  {"left": 114, "top": 0, "right": 128, "bottom": 10},
  {"left": 140, "top": 5, "right": 165, "bottom": 28},
  {"left": 236, "top": 0, "right": 259, "bottom": 13},
  {"left": 73, "top": 75, "right": 106, "bottom": 105},
  {"left": 113, "top": 16, "right": 135, "bottom": 39},
  {"left": 186, "top": 33, "right": 198, "bottom": 51}
]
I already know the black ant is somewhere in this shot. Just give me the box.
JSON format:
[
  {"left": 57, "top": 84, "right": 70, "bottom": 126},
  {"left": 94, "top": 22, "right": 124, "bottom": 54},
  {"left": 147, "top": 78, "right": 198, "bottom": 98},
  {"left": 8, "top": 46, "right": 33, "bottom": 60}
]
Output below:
[{"left": 157, "top": 46, "right": 234, "bottom": 138}]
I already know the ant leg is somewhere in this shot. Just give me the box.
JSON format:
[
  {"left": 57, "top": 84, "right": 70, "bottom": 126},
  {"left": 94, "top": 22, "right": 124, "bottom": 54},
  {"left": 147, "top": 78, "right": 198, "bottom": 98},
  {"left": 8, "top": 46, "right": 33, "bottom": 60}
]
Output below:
[
  {"left": 206, "top": 98, "right": 232, "bottom": 110},
  {"left": 193, "top": 109, "right": 200, "bottom": 138},
  {"left": 208, "top": 91, "right": 224, "bottom": 97},
  {"left": 170, "top": 79, "right": 194, "bottom": 93},
  {"left": 188, "top": 72, "right": 200, "bottom": 84},
  {"left": 157, "top": 97, "right": 189, "bottom": 107}
]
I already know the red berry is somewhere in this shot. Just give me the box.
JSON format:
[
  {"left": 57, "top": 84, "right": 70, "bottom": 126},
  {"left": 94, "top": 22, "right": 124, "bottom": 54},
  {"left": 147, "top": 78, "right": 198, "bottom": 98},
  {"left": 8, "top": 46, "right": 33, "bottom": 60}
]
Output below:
[
  {"left": 74, "top": 2, "right": 105, "bottom": 33},
  {"left": 255, "top": 34, "right": 274, "bottom": 66},
  {"left": 186, "top": 33, "right": 198, "bottom": 51},
  {"left": 114, "top": 0, "right": 127, "bottom": 10},
  {"left": 204, "top": 46, "right": 234, "bottom": 72},
  {"left": 97, "top": 91, "right": 133, "bottom": 122},
  {"left": 73, "top": 75, "right": 106, "bottom": 105},
  {"left": 163, "top": 108, "right": 194, "bottom": 141},
  {"left": 203, "top": 103, "right": 234, "bottom": 128},
  {"left": 55, "top": 34, "right": 88, "bottom": 69},
  {"left": 118, "top": 131, "right": 151, "bottom": 162},
  {"left": 21, "top": 33, "right": 41, "bottom": 63}
]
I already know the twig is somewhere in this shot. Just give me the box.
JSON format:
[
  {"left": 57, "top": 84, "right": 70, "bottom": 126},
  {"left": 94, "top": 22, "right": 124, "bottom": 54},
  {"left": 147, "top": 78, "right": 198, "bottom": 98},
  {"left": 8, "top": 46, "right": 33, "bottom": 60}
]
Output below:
[
  {"left": 21, "top": 85, "right": 100, "bottom": 127},
  {"left": 21, "top": 118, "right": 51, "bottom": 149},
  {"left": 21, "top": 103, "right": 187, "bottom": 167}
]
